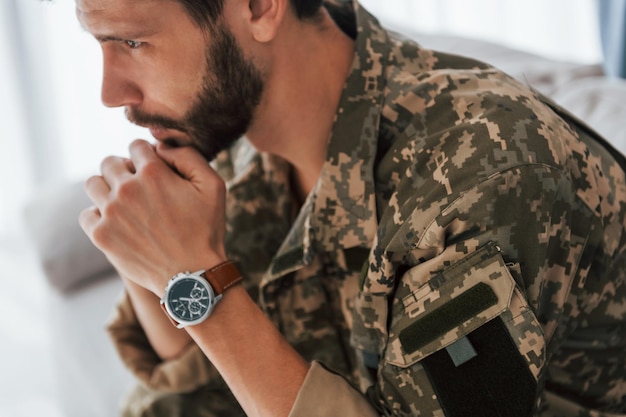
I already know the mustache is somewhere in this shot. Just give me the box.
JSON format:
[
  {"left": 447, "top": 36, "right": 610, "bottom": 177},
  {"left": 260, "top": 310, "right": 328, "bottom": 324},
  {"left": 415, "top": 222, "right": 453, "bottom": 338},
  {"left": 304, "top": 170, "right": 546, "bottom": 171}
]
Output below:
[{"left": 125, "top": 107, "right": 188, "bottom": 133}]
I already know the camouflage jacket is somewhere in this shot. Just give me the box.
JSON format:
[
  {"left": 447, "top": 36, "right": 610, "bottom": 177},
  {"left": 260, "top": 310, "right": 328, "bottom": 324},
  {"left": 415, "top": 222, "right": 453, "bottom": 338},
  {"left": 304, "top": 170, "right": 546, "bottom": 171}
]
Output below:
[{"left": 107, "top": 1, "right": 626, "bottom": 416}]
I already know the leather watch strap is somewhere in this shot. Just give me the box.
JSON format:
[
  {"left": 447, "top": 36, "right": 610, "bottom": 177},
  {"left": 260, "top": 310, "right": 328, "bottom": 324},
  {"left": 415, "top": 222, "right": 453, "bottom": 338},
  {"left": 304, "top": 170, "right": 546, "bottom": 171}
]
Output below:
[
  {"left": 160, "top": 302, "right": 180, "bottom": 327},
  {"left": 202, "top": 260, "right": 242, "bottom": 295}
]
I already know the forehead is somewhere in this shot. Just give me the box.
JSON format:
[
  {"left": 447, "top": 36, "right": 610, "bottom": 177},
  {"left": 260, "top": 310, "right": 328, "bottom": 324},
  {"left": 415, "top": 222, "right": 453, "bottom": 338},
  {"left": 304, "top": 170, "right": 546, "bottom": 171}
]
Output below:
[{"left": 76, "top": 0, "right": 187, "bottom": 37}]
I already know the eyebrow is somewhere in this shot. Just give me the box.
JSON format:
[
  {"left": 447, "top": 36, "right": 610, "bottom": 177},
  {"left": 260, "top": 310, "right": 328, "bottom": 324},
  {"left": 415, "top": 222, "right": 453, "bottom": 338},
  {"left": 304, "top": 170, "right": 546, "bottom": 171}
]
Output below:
[
  {"left": 76, "top": 12, "right": 157, "bottom": 42},
  {"left": 95, "top": 34, "right": 137, "bottom": 43},
  {"left": 93, "top": 29, "right": 158, "bottom": 43},
  {"left": 94, "top": 34, "right": 123, "bottom": 43}
]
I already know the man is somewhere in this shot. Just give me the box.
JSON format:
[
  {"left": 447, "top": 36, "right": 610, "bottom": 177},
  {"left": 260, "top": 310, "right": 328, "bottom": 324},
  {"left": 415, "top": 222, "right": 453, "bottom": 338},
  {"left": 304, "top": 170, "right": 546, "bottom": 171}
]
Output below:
[{"left": 77, "top": 0, "right": 626, "bottom": 416}]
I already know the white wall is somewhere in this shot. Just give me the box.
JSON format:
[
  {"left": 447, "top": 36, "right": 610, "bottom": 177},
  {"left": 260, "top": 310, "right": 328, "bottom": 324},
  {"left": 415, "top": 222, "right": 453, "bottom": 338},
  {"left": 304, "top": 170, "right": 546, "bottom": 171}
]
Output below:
[
  {"left": 0, "top": 1, "right": 36, "bottom": 237},
  {"left": 360, "top": 0, "right": 602, "bottom": 64}
]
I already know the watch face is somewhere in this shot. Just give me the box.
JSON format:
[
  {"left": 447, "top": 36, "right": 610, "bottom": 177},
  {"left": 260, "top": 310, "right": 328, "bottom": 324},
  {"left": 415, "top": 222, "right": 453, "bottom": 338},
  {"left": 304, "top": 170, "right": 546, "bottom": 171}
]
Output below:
[{"left": 166, "top": 276, "right": 214, "bottom": 324}]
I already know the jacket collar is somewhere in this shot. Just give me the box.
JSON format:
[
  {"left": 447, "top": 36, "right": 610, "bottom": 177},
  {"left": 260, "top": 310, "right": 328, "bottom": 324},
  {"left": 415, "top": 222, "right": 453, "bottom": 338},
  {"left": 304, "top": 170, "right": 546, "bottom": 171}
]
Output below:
[{"left": 265, "top": 0, "right": 389, "bottom": 281}]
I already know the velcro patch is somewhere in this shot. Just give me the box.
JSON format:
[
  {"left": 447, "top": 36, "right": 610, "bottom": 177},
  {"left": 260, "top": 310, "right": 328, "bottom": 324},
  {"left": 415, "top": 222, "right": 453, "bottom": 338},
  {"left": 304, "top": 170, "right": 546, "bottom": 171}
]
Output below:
[
  {"left": 399, "top": 282, "right": 498, "bottom": 354},
  {"left": 422, "top": 317, "right": 537, "bottom": 417}
]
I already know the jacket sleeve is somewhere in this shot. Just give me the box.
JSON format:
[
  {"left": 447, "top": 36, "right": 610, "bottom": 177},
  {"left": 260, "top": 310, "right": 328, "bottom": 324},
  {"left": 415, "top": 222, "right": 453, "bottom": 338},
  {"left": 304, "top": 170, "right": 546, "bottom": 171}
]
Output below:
[
  {"left": 373, "top": 241, "right": 546, "bottom": 416},
  {"left": 288, "top": 362, "right": 378, "bottom": 417},
  {"left": 106, "top": 291, "right": 223, "bottom": 393},
  {"left": 286, "top": 243, "right": 547, "bottom": 417},
  {"left": 349, "top": 163, "right": 591, "bottom": 416},
  {"left": 285, "top": 243, "right": 548, "bottom": 417}
]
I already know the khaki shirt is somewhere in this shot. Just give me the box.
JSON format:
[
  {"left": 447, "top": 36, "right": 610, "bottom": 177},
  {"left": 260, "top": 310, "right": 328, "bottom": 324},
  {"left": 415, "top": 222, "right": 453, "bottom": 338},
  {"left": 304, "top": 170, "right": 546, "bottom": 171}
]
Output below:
[{"left": 108, "top": 1, "right": 626, "bottom": 415}]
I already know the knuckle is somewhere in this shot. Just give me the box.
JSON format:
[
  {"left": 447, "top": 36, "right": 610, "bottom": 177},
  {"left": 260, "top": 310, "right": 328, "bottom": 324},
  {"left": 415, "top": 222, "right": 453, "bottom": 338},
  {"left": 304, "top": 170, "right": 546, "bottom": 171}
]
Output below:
[
  {"left": 129, "top": 138, "right": 148, "bottom": 149},
  {"left": 84, "top": 174, "right": 101, "bottom": 189},
  {"left": 77, "top": 207, "right": 94, "bottom": 231},
  {"left": 116, "top": 181, "right": 137, "bottom": 202},
  {"left": 100, "top": 155, "right": 120, "bottom": 171},
  {"left": 91, "top": 223, "right": 111, "bottom": 249},
  {"left": 101, "top": 200, "right": 120, "bottom": 219},
  {"left": 138, "top": 159, "right": 163, "bottom": 181}
]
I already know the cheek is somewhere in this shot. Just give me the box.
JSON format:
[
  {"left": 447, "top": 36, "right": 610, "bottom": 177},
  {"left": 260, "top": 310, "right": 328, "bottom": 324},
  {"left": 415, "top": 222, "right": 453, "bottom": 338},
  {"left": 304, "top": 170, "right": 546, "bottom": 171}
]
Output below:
[{"left": 153, "top": 55, "right": 206, "bottom": 113}]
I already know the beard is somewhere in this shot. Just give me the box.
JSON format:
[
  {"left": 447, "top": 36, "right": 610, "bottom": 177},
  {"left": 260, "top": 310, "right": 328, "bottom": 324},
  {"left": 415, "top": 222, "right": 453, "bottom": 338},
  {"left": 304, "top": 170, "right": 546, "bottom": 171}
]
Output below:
[{"left": 126, "top": 21, "right": 264, "bottom": 162}]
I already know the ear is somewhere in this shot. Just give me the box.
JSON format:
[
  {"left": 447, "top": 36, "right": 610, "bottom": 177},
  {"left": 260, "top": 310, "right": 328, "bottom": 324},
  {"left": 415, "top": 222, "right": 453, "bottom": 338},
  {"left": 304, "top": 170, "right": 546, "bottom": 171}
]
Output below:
[{"left": 246, "top": 0, "right": 288, "bottom": 43}]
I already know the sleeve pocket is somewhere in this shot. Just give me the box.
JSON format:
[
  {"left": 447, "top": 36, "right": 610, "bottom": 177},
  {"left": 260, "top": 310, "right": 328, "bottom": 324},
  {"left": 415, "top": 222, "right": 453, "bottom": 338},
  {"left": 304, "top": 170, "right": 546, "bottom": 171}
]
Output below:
[
  {"left": 385, "top": 243, "right": 516, "bottom": 367},
  {"left": 381, "top": 243, "right": 545, "bottom": 417}
]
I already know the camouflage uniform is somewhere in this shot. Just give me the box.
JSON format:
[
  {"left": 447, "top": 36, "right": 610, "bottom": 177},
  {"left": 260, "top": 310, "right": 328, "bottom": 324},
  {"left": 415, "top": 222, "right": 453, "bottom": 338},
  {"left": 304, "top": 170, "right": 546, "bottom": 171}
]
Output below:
[{"left": 107, "top": 0, "right": 626, "bottom": 415}]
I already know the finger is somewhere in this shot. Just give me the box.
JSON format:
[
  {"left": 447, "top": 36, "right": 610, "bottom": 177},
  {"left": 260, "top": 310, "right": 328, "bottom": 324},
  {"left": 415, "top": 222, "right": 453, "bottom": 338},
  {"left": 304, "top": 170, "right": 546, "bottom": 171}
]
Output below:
[
  {"left": 78, "top": 205, "right": 101, "bottom": 241},
  {"left": 128, "top": 139, "right": 163, "bottom": 172},
  {"left": 84, "top": 175, "right": 111, "bottom": 208},
  {"left": 100, "top": 156, "right": 134, "bottom": 187},
  {"left": 156, "top": 142, "right": 219, "bottom": 185}
]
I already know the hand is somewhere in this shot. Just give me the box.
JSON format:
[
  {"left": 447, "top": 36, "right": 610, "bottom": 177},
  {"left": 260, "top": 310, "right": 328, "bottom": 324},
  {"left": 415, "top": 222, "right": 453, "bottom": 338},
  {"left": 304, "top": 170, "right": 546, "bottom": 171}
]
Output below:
[{"left": 79, "top": 139, "right": 227, "bottom": 296}]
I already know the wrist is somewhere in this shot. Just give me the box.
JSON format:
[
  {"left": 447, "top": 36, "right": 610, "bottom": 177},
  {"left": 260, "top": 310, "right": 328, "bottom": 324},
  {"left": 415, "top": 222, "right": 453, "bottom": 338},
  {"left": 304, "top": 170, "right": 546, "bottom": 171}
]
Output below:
[
  {"left": 151, "top": 252, "right": 228, "bottom": 297},
  {"left": 185, "top": 284, "right": 309, "bottom": 417}
]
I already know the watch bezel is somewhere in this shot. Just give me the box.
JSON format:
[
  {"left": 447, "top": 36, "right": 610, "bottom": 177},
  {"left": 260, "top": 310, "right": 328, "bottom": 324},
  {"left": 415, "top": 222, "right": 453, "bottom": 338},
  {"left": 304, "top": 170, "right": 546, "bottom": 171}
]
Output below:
[{"left": 161, "top": 271, "right": 220, "bottom": 328}]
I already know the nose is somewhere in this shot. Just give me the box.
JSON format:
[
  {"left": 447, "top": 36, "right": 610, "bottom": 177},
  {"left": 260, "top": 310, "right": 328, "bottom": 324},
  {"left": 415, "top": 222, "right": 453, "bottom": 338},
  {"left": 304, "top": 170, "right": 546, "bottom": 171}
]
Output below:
[{"left": 100, "top": 49, "right": 143, "bottom": 108}]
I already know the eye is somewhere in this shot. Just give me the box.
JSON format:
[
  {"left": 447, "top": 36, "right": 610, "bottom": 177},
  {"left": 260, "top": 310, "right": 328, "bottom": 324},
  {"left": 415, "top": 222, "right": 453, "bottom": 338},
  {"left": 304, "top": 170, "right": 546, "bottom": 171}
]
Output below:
[{"left": 124, "top": 40, "right": 143, "bottom": 49}]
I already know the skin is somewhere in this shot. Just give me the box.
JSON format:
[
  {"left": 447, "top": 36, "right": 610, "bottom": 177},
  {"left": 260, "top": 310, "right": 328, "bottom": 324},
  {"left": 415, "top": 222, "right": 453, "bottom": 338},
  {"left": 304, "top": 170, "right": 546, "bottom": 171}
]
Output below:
[
  {"left": 76, "top": 0, "right": 356, "bottom": 416},
  {"left": 125, "top": 20, "right": 265, "bottom": 162}
]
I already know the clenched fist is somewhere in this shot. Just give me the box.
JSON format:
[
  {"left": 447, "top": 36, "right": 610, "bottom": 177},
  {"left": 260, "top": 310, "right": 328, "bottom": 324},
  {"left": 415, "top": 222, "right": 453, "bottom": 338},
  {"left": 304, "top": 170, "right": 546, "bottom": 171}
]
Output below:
[{"left": 79, "top": 139, "right": 228, "bottom": 296}]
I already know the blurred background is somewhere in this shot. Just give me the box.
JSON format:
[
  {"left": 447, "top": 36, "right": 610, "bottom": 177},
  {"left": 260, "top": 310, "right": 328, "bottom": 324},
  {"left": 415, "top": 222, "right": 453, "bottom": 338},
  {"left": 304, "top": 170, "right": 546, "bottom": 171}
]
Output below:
[{"left": 0, "top": 0, "right": 624, "bottom": 416}]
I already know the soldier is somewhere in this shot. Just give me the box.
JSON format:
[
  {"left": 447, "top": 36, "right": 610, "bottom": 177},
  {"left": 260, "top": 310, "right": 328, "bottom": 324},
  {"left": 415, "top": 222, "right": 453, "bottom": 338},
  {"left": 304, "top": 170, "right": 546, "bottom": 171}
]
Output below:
[{"left": 77, "top": 0, "right": 626, "bottom": 415}]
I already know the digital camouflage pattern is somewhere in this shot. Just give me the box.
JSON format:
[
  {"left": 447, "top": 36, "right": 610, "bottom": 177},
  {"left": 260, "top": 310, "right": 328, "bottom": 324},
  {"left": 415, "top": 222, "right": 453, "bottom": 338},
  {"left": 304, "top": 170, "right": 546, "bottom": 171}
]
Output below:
[{"left": 108, "top": 0, "right": 626, "bottom": 415}]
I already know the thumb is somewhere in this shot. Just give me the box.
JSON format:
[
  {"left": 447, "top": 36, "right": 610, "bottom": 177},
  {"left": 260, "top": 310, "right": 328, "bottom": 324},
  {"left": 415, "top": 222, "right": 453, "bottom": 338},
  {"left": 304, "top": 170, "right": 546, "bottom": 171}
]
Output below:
[{"left": 156, "top": 143, "right": 219, "bottom": 186}]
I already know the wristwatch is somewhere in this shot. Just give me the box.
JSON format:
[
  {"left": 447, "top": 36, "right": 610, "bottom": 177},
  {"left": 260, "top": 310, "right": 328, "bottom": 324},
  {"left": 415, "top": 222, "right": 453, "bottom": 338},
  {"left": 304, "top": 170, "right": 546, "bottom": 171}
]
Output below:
[{"left": 160, "top": 260, "right": 242, "bottom": 328}]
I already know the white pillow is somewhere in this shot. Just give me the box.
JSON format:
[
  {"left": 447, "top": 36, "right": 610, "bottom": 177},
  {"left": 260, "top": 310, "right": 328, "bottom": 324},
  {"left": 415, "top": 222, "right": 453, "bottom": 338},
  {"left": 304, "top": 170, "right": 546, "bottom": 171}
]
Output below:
[{"left": 23, "top": 180, "right": 115, "bottom": 292}]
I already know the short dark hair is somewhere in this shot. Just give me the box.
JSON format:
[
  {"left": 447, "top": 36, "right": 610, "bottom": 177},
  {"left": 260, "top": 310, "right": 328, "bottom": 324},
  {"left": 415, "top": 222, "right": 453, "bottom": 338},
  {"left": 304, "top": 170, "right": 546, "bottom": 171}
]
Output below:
[{"left": 179, "top": 0, "right": 324, "bottom": 27}]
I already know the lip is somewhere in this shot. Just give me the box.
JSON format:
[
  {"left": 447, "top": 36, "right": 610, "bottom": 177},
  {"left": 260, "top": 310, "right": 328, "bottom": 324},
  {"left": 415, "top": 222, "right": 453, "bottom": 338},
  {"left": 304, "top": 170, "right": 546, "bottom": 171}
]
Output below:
[
  {"left": 148, "top": 127, "right": 189, "bottom": 148},
  {"left": 149, "top": 127, "right": 169, "bottom": 140}
]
